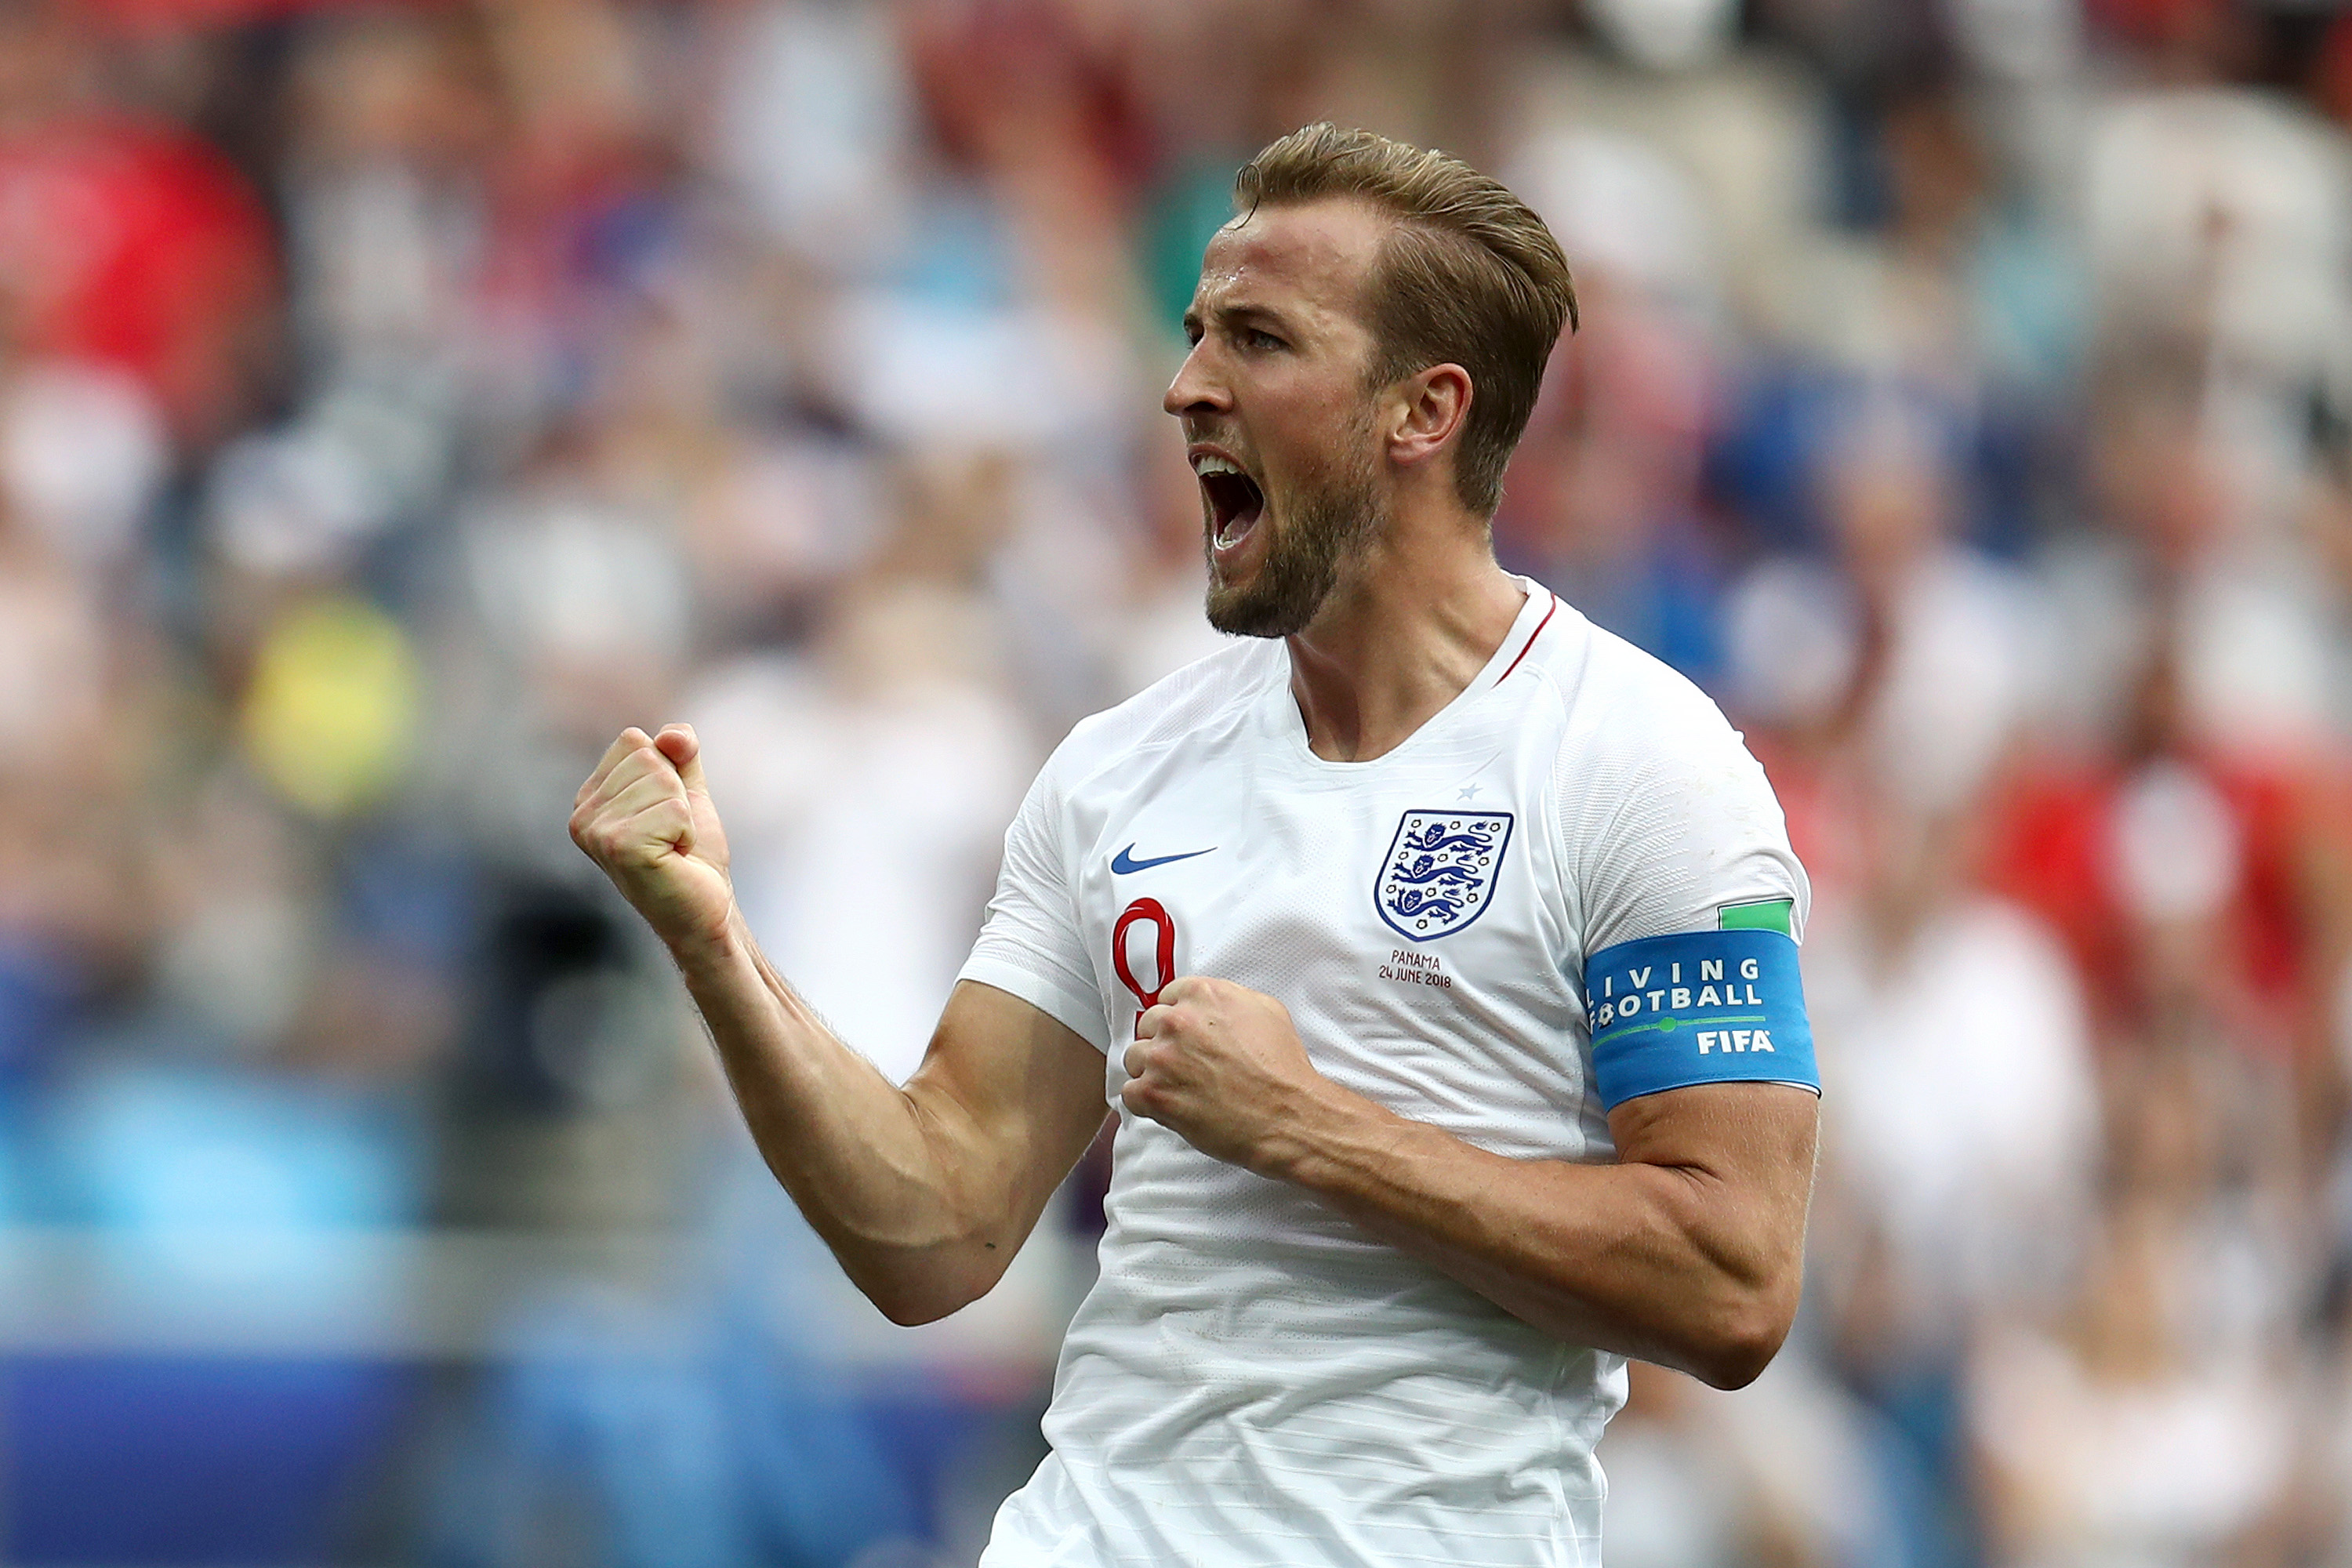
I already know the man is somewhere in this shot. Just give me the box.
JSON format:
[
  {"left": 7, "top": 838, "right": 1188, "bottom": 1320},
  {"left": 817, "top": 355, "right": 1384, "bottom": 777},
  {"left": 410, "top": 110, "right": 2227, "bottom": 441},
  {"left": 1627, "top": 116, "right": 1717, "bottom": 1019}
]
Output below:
[{"left": 571, "top": 123, "right": 1819, "bottom": 1566}]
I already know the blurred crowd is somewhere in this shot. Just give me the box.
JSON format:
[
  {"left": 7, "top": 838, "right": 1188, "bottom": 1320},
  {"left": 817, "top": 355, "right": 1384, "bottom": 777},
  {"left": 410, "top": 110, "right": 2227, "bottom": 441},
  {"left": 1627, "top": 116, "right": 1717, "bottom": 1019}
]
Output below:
[{"left": 5, "top": 0, "right": 2352, "bottom": 1563}]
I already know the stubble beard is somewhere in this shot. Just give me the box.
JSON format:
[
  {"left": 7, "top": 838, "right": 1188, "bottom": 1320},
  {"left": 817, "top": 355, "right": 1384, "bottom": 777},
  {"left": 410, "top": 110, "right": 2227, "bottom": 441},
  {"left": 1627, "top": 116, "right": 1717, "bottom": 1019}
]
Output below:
[{"left": 1203, "top": 429, "right": 1387, "bottom": 640}]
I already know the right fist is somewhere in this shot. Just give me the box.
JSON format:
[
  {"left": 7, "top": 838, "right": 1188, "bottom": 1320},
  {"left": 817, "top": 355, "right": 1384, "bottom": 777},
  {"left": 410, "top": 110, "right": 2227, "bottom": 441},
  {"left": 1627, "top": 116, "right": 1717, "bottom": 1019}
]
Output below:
[{"left": 570, "top": 724, "right": 735, "bottom": 951}]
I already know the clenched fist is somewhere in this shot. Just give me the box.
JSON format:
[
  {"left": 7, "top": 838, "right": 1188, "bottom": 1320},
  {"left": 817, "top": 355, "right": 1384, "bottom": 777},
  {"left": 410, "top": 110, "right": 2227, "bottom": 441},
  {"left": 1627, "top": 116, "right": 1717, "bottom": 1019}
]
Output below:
[
  {"left": 1121, "top": 976, "right": 1338, "bottom": 1174},
  {"left": 570, "top": 724, "right": 735, "bottom": 953}
]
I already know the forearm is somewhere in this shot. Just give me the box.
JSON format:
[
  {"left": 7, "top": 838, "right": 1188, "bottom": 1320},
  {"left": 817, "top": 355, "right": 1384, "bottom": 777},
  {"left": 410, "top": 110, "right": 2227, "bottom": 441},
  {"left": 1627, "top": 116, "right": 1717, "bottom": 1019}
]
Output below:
[
  {"left": 571, "top": 724, "right": 1091, "bottom": 1323},
  {"left": 1263, "top": 1085, "right": 1805, "bottom": 1387},
  {"left": 666, "top": 907, "right": 1002, "bottom": 1321}
]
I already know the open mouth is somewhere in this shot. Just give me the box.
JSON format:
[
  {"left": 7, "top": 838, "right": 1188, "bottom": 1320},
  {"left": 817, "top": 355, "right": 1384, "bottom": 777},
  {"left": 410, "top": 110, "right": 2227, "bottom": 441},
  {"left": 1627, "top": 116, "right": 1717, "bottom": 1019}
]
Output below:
[{"left": 1194, "top": 455, "right": 1265, "bottom": 550}]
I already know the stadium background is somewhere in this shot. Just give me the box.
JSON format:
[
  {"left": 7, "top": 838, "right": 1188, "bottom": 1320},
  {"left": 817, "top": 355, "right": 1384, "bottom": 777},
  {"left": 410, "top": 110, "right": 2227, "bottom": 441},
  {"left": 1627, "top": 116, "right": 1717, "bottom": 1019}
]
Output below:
[{"left": 2, "top": 0, "right": 2351, "bottom": 1562}]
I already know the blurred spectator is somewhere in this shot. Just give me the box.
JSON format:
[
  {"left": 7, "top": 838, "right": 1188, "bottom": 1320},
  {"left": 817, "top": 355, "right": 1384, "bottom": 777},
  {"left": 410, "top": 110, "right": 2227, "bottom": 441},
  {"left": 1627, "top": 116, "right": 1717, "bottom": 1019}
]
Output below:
[
  {"left": 1971, "top": 1123, "right": 2301, "bottom": 1568},
  {"left": 689, "top": 459, "right": 1037, "bottom": 1083},
  {"left": 1599, "top": 1356, "right": 1913, "bottom": 1568},
  {"left": 0, "top": 0, "right": 278, "bottom": 448}
]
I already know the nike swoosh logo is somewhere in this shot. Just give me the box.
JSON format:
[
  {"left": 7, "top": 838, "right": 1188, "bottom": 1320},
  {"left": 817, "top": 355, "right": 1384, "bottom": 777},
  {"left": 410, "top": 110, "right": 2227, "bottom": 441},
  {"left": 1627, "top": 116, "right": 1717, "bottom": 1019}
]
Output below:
[{"left": 1111, "top": 844, "right": 1215, "bottom": 875}]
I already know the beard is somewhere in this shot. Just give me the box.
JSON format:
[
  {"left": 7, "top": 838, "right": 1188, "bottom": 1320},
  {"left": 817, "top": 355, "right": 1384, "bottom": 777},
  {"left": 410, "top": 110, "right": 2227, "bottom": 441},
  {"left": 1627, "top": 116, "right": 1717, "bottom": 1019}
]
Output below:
[{"left": 1203, "top": 429, "right": 1386, "bottom": 639}]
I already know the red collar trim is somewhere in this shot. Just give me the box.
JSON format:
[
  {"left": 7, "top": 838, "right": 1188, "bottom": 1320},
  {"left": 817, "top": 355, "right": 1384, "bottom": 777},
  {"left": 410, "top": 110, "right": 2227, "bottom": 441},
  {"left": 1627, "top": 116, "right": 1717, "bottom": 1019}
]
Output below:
[{"left": 1496, "top": 591, "right": 1559, "bottom": 685}]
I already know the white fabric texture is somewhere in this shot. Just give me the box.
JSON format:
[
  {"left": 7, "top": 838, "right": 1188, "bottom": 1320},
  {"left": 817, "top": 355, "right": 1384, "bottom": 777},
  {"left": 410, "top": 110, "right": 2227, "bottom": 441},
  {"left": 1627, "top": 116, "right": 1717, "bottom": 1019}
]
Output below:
[{"left": 960, "top": 582, "right": 1809, "bottom": 1567}]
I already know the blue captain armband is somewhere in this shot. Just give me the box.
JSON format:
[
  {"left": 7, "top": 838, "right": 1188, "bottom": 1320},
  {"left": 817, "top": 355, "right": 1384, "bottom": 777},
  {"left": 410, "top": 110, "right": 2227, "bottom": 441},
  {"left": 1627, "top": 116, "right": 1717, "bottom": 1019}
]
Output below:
[{"left": 1585, "top": 928, "right": 1818, "bottom": 1111}]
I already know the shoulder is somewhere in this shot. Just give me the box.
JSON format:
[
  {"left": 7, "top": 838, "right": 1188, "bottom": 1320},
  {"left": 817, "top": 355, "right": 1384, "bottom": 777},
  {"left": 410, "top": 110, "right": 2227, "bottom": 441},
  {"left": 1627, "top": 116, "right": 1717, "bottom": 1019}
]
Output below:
[
  {"left": 1526, "top": 608, "right": 1804, "bottom": 937},
  {"left": 1036, "top": 636, "right": 1283, "bottom": 793},
  {"left": 1522, "top": 605, "right": 1758, "bottom": 793}
]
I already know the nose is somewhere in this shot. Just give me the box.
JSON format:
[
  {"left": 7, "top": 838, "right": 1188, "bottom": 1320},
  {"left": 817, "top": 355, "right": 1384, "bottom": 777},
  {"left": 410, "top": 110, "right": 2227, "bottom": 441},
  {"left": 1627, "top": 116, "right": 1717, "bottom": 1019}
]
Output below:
[{"left": 1163, "top": 340, "right": 1227, "bottom": 420}]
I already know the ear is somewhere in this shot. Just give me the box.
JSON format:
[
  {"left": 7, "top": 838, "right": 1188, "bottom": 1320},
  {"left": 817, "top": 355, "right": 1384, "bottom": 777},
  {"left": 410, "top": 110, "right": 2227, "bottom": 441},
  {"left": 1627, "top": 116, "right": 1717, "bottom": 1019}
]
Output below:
[{"left": 1386, "top": 363, "right": 1472, "bottom": 474}]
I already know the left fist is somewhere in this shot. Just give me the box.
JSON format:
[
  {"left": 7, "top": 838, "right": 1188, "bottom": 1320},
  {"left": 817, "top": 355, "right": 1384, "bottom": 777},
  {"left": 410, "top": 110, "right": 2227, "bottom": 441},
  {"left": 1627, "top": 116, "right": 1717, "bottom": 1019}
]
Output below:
[{"left": 1121, "top": 976, "right": 1327, "bottom": 1171}]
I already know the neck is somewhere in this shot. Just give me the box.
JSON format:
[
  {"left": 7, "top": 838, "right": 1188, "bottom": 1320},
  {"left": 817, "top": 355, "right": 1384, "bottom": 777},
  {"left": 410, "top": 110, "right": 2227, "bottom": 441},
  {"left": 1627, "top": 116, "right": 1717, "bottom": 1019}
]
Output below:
[{"left": 1284, "top": 514, "right": 1526, "bottom": 763}]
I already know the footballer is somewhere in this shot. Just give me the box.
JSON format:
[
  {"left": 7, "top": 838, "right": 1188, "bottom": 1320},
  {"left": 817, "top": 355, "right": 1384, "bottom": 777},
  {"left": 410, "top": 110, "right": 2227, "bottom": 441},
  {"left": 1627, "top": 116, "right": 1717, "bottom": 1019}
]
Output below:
[{"left": 571, "top": 123, "right": 1820, "bottom": 1566}]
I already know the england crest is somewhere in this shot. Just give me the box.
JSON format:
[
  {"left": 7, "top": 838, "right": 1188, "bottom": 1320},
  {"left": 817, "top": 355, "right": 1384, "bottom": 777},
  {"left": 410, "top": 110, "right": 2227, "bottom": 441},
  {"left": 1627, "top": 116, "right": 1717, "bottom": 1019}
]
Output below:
[{"left": 1376, "top": 810, "right": 1513, "bottom": 942}]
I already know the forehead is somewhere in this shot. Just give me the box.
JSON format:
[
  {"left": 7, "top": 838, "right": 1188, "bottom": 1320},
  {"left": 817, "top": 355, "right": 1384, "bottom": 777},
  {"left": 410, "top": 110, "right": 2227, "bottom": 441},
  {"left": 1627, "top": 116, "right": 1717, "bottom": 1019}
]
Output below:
[{"left": 1192, "top": 197, "right": 1394, "bottom": 329}]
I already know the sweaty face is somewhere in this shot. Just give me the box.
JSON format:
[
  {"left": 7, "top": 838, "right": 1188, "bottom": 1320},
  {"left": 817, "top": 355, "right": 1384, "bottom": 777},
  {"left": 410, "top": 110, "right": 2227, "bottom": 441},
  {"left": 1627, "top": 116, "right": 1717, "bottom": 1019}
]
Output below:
[{"left": 1167, "top": 199, "right": 1398, "bottom": 640}]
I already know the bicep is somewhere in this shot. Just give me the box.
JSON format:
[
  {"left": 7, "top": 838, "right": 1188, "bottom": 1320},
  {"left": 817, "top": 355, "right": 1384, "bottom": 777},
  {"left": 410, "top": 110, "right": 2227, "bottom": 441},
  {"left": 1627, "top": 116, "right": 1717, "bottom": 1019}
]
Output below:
[
  {"left": 908, "top": 978, "right": 1112, "bottom": 1240},
  {"left": 1606, "top": 1081, "right": 1820, "bottom": 1266}
]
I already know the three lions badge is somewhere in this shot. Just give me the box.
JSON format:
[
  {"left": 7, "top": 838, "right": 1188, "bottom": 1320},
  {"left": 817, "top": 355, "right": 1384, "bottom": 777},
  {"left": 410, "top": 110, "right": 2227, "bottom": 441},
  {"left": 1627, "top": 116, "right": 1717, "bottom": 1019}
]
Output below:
[{"left": 1377, "top": 810, "right": 1513, "bottom": 942}]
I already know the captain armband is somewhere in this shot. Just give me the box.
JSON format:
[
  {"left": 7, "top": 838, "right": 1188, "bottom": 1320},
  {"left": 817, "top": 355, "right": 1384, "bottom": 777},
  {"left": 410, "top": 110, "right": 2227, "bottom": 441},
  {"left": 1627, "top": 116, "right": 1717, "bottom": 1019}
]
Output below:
[{"left": 1584, "top": 928, "right": 1818, "bottom": 1111}]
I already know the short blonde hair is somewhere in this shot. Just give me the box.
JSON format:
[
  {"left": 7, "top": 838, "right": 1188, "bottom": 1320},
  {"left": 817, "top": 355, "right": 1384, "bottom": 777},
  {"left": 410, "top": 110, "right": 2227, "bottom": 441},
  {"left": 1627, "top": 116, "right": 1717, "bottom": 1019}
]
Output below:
[{"left": 1235, "top": 124, "right": 1577, "bottom": 517}]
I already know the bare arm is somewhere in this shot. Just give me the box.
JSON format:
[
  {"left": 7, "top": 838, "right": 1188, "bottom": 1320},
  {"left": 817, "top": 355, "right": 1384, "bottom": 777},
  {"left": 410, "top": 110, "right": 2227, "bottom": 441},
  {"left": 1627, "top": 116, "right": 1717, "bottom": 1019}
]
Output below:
[
  {"left": 1122, "top": 976, "right": 1818, "bottom": 1388},
  {"left": 1266, "top": 1077, "right": 1816, "bottom": 1388},
  {"left": 572, "top": 724, "right": 1109, "bottom": 1325}
]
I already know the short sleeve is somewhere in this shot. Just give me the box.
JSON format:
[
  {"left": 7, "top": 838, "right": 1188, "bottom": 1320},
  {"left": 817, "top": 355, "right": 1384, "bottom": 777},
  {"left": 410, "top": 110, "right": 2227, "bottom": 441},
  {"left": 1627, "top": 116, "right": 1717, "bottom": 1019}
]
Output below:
[
  {"left": 958, "top": 752, "right": 1112, "bottom": 1054},
  {"left": 1559, "top": 665, "right": 1817, "bottom": 1109},
  {"left": 1563, "top": 680, "right": 1809, "bottom": 957}
]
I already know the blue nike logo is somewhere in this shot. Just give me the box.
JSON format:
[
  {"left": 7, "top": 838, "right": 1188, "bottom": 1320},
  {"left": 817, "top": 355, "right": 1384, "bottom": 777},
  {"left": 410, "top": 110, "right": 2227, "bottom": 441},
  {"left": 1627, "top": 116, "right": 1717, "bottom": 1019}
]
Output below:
[{"left": 1111, "top": 844, "right": 1215, "bottom": 874}]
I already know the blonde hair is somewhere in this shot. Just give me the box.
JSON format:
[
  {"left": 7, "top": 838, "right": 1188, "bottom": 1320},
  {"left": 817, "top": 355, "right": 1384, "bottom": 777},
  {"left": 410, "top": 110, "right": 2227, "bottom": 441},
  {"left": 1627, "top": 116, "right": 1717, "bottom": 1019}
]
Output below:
[{"left": 1235, "top": 123, "right": 1577, "bottom": 517}]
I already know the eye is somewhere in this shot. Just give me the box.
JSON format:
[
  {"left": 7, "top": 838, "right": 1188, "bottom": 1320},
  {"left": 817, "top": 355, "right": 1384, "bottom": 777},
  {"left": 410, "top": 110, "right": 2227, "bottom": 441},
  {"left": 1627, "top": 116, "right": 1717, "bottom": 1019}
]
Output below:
[{"left": 1244, "top": 328, "right": 1285, "bottom": 350}]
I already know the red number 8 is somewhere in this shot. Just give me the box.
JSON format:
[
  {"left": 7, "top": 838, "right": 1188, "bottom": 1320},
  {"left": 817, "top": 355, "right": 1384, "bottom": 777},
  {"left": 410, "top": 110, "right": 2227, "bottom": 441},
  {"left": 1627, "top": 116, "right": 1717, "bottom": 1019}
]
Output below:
[{"left": 1112, "top": 898, "right": 1177, "bottom": 1040}]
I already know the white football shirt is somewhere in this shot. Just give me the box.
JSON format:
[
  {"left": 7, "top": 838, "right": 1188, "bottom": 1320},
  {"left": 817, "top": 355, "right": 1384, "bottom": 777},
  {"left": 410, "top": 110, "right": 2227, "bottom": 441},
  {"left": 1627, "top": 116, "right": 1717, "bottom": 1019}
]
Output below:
[{"left": 959, "top": 581, "right": 1809, "bottom": 1567}]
